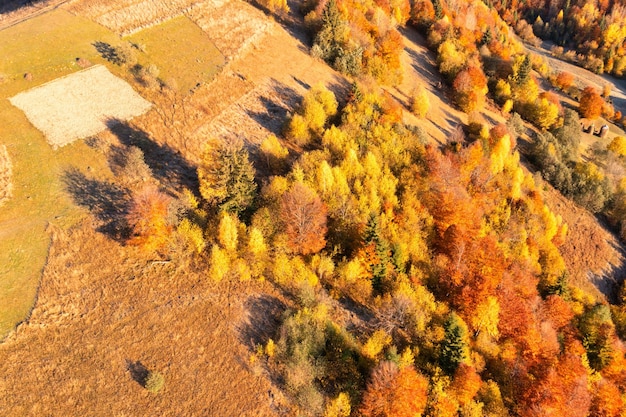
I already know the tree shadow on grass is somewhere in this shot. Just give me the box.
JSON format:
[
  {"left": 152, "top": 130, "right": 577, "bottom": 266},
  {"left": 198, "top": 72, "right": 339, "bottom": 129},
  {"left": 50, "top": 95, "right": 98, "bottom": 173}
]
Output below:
[
  {"left": 92, "top": 41, "right": 123, "bottom": 65},
  {"left": 105, "top": 119, "right": 198, "bottom": 193},
  {"left": 125, "top": 359, "right": 149, "bottom": 387},
  {"left": 245, "top": 77, "right": 350, "bottom": 143},
  {"left": 63, "top": 167, "right": 131, "bottom": 240},
  {"left": 238, "top": 294, "right": 286, "bottom": 350},
  {"left": 245, "top": 79, "right": 301, "bottom": 137}
]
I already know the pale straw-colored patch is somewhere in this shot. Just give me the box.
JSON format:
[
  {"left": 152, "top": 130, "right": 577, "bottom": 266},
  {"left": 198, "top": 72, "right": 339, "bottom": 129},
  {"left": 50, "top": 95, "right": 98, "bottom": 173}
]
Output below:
[{"left": 10, "top": 65, "right": 151, "bottom": 148}]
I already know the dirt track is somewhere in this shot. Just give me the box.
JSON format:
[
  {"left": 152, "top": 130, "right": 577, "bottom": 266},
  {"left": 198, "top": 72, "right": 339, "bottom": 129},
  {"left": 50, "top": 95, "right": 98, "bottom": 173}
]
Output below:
[{"left": 0, "top": 0, "right": 71, "bottom": 30}]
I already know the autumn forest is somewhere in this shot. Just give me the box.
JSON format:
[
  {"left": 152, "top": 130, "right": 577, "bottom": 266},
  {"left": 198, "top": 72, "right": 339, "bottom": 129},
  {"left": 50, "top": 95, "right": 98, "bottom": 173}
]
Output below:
[{"left": 4, "top": 0, "right": 626, "bottom": 415}]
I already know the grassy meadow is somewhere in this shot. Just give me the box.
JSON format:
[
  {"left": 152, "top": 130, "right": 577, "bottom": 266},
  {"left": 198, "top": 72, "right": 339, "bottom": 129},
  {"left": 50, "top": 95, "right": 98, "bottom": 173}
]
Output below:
[
  {"left": 126, "top": 15, "right": 225, "bottom": 92},
  {"left": 0, "top": 10, "right": 124, "bottom": 337},
  {"left": 0, "top": 8, "right": 228, "bottom": 338}
]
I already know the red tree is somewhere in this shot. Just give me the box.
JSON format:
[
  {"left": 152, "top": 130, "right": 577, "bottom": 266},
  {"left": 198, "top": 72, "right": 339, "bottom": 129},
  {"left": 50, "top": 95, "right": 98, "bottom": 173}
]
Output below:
[
  {"left": 579, "top": 87, "right": 604, "bottom": 120},
  {"left": 127, "top": 186, "right": 172, "bottom": 253},
  {"left": 280, "top": 182, "right": 328, "bottom": 255},
  {"left": 360, "top": 361, "right": 429, "bottom": 417}
]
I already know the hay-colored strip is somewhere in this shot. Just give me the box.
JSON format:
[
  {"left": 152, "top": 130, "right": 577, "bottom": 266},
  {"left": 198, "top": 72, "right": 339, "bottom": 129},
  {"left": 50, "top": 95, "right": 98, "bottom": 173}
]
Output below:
[
  {"left": 68, "top": 0, "right": 203, "bottom": 35},
  {"left": 0, "top": 144, "right": 12, "bottom": 206},
  {"left": 9, "top": 65, "right": 151, "bottom": 148}
]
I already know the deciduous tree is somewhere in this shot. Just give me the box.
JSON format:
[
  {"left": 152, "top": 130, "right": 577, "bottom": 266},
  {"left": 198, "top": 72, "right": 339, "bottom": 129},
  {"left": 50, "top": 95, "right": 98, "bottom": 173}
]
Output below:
[
  {"left": 280, "top": 182, "right": 328, "bottom": 255},
  {"left": 127, "top": 186, "right": 172, "bottom": 253},
  {"left": 360, "top": 361, "right": 428, "bottom": 417},
  {"left": 579, "top": 87, "right": 604, "bottom": 120}
]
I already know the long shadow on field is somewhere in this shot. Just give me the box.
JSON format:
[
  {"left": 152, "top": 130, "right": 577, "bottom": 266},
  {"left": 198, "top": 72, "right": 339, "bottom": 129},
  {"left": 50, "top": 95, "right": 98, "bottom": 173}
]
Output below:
[
  {"left": 0, "top": 0, "right": 44, "bottom": 16},
  {"left": 106, "top": 119, "right": 198, "bottom": 193},
  {"left": 93, "top": 41, "right": 125, "bottom": 66},
  {"left": 246, "top": 79, "right": 301, "bottom": 137},
  {"left": 63, "top": 167, "right": 132, "bottom": 240},
  {"left": 246, "top": 77, "right": 350, "bottom": 138},
  {"left": 238, "top": 294, "right": 286, "bottom": 350}
]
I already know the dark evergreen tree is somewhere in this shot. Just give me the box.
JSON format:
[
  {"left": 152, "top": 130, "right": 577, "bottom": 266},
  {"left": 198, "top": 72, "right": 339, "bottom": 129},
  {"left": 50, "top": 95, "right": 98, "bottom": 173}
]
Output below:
[
  {"left": 198, "top": 139, "right": 257, "bottom": 217},
  {"left": 439, "top": 312, "right": 469, "bottom": 375},
  {"left": 313, "top": 0, "right": 346, "bottom": 64},
  {"left": 363, "top": 213, "right": 391, "bottom": 293}
]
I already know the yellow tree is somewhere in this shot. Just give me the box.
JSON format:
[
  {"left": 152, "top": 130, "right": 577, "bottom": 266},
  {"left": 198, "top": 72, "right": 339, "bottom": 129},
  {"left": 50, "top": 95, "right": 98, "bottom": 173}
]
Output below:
[
  {"left": 127, "top": 186, "right": 172, "bottom": 253},
  {"left": 410, "top": 83, "right": 431, "bottom": 118}
]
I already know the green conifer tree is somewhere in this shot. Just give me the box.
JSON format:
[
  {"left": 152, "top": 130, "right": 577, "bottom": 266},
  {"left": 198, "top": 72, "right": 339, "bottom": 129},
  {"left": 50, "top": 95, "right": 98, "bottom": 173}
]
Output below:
[
  {"left": 440, "top": 312, "right": 469, "bottom": 375},
  {"left": 198, "top": 139, "right": 257, "bottom": 217}
]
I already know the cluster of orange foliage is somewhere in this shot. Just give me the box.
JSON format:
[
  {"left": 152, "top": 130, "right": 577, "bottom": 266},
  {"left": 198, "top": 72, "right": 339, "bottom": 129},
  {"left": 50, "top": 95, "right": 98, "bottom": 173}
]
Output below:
[
  {"left": 252, "top": 84, "right": 626, "bottom": 415},
  {"left": 495, "top": 0, "right": 626, "bottom": 75}
]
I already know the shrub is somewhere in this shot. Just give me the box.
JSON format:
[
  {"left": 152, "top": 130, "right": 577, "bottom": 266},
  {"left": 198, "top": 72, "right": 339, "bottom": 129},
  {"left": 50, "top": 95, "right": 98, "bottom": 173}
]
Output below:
[
  {"left": 608, "top": 136, "right": 626, "bottom": 157},
  {"left": 410, "top": 84, "right": 430, "bottom": 118},
  {"left": 115, "top": 42, "right": 137, "bottom": 66},
  {"left": 120, "top": 146, "right": 152, "bottom": 184},
  {"left": 138, "top": 64, "right": 160, "bottom": 89},
  {"left": 144, "top": 370, "right": 165, "bottom": 394},
  {"left": 554, "top": 71, "right": 575, "bottom": 92}
]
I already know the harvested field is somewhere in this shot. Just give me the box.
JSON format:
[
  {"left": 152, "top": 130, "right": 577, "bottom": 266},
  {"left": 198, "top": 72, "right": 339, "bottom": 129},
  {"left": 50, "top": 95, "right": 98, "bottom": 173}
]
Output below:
[
  {"left": 10, "top": 65, "right": 151, "bottom": 148},
  {"left": 188, "top": 0, "right": 273, "bottom": 61},
  {"left": 66, "top": 0, "right": 202, "bottom": 35}
]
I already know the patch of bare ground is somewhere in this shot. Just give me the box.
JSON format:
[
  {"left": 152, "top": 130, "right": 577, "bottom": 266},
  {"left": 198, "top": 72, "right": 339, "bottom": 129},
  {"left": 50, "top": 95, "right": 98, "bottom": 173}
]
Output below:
[
  {"left": 542, "top": 183, "right": 626, "bottom": 300},
  {"left": 0, "top": 223, "right": 283, "bottom": 416}
]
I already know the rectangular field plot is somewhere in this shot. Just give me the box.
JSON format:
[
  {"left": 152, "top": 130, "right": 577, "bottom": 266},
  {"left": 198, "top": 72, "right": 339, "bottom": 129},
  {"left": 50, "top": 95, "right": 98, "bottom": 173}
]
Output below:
[
  {"left": 126, "top": 15, "right": 225, "bottom": 92},
  {"left": 9, "top": 65, "right": 151, "bottom": 148}
]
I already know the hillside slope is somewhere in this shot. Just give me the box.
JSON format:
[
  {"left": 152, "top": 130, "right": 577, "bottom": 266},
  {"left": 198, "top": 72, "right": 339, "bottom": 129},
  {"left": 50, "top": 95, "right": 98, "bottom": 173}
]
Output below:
[{"left": 1, "top": 0, "right": 626, "bottom": 414}]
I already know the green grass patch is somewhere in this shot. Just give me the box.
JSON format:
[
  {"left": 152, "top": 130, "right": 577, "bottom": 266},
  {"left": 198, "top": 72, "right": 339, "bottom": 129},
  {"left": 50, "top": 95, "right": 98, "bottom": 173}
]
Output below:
[
  {"left": 0, "top": 100, "right": 111, "bottom": 338},
  {"left": 0, "top": 9, "right": 121, "bottom": 98},
  {"left": 0, "top": 10, "right": 120, "bottom": 338},
  {"left": 126, "top": 15, "right": 225, "bottom": 92}
]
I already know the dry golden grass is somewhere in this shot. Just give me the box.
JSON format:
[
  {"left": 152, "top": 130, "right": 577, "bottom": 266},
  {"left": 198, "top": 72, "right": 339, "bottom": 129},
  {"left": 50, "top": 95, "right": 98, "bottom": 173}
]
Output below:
[
  {"left": 543, "top": 183, "right": 626, "bottom": 299},
  {"left": 9, "top": 65, "right": 151, "bottom": 148},
  {"left": 0, "top": 144, "right": 12, "bottom": 206},
  {"left": 67, "top": 0, "right": 202, "bottom": 35},
  {"left": 0, "top": 223, "right": 282, "bottom": 416},
  {"left": 188, "top": 0, "right": 273, "bottom": 61},
  {"left": 126, "top": 15, "right": 225, "bottom": 92}
]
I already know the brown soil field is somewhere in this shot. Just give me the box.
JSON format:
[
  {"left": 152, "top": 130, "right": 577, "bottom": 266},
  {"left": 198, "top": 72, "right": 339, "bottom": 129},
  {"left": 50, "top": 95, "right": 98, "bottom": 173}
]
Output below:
[{"left": 0, "top": 223, "right": 284, "bottom": 416}]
